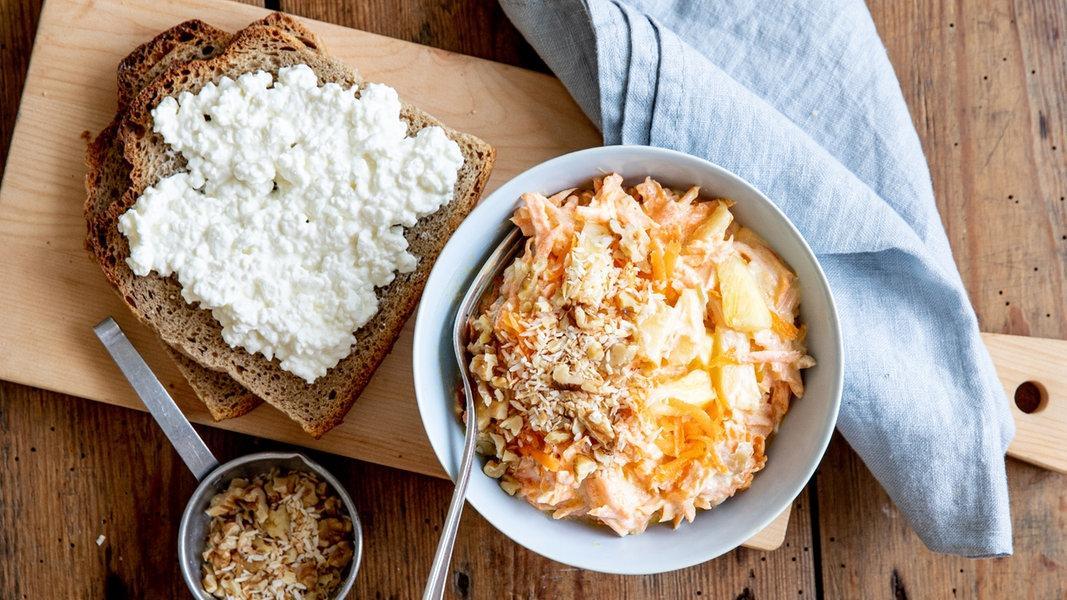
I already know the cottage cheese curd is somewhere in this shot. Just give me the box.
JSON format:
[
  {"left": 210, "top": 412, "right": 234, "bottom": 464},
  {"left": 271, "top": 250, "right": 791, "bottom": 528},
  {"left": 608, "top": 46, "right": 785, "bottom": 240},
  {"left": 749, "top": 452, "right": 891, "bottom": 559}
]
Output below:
[{"left": 119, "top": 64, "right": 464, "bottom": 383}]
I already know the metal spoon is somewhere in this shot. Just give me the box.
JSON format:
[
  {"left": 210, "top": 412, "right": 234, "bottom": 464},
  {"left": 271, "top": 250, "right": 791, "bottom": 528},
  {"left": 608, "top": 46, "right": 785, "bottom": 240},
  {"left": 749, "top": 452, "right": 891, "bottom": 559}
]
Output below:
[
  {"left": 93, "top": 317, "right": 363, "bottom": 599},
  {"left": 422, "top": 227, "right": 524, "bottom": 599}
]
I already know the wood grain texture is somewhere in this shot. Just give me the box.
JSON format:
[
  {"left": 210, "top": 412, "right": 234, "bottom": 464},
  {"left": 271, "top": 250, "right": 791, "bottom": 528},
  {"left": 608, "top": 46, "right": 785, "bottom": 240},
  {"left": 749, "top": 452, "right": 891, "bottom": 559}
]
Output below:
[
  {"left": 279, "top": 0, "right": 548, "bottom": 72},
  {"left": 818, "top": 1, "right": 1067, "bottom": 598},
  {"left": 983, "top": 332, "right": 1067, "bottom": 473},
  {"left": 0, "top": 0, "right": 809, "bottom": 597},
  {"left": 0, "top": 0, "right": 602, "bottom": 478},
  {"left": 1, "top": 0, "right": 1064, "bottom": 598},
  {"left": 0, "top": 381, "right": 816, "bottom": 599}
]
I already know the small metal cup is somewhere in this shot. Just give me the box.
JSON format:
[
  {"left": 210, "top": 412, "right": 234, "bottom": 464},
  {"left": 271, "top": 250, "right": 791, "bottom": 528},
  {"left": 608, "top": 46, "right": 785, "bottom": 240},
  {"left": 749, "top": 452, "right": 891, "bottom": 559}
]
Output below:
[
  {"left": 94, "top": 318, "right": 362, "bottom": 599},
  {"left": 178, "top": 452, "right": 362, "bottom": 599}
]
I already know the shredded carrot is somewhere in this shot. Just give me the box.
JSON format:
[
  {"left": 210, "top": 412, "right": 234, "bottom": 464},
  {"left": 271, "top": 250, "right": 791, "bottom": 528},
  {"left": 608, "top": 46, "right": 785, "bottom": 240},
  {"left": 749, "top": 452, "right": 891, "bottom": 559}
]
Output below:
[
  {"left": 676, "top": 441, "right": 706, "bottom": 462},
  {"left": 668, "top": 399, "right": 719, "bottom": 438},
  {"left": 495, "top": 310, "right": 524, "bottom": 338},
  {"left": 771, "top": 312, "right": 799, "bottom": 340},
  {"left": 655, "top": 439, "right": 711, "bottom": 485},
  {"left": 707, "top": 447, "right": 727, "bottom": 474},
  {"left": 654, "top": 457, "right": 689, "bottom": 485},
  {"left": 682, "top": 421, "right": 703, "bottom": 440},
  {"left": 650, "top": 237, "right": 682, "bottom": 294},
  {"left": 527, "top": 447, "right": 560, "bottom": 471},
  {"left": 656, "top": 435, "right": 675, "bottom": 455},
  {"left": 663, "top": 239, "right": 681, "bottom": 276},
  {"left": 650, "top": 237, "right": 667, "bottom": 285}
]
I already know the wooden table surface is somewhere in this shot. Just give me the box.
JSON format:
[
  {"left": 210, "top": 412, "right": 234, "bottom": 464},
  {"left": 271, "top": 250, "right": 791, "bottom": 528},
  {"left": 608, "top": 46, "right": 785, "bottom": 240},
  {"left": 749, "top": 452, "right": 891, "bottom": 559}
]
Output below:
[{"left": 1, "top": 0, "right": 1064, "bottom": 598}]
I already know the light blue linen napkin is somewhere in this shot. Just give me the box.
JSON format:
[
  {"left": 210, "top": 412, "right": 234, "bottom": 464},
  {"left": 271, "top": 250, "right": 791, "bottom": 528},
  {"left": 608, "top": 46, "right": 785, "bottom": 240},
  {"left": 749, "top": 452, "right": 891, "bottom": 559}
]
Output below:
[{"left": 499, "top": 0, "right": 1014, "bottom": 557}]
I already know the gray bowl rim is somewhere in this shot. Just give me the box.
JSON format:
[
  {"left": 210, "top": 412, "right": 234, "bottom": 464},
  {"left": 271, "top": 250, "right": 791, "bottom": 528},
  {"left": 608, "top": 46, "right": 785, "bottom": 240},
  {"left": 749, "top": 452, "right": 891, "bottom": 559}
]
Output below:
[{"left": 177, "top": 451, "right": 364, "bottom": 599}]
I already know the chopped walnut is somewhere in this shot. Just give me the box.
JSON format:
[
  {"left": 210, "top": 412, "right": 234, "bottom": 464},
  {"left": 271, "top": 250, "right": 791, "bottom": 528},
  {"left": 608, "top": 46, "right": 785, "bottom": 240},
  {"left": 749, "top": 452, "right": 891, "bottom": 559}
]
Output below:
[{"left": 201, "top": 469, "right": 354, "bottom": 600}]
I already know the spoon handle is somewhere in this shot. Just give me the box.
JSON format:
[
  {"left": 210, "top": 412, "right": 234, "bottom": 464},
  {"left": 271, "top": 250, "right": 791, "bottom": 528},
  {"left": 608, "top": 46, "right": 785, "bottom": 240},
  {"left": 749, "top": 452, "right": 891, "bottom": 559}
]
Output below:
[
  {"left": 422, "top": 379, "right": 479, "bottom": 599},
  {"left": 93, "top": 317, "right": 219, "bottom": 480},
  {"left": 423, "top": 227, "right": 523, "bottom": 599}
]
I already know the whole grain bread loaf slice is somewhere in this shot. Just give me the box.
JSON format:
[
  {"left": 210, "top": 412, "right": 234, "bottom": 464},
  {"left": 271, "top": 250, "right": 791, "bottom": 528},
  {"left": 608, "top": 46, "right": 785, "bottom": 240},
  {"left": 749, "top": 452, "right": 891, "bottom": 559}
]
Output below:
[
  {"left": 89, "top": 16, "right": 329, "bottom": 420},
  {"left": 86, "top": 20, "right": 265, "bottom": 421},
  {"left": 93, "top": 14, "right": 494, "bottom": 437}
]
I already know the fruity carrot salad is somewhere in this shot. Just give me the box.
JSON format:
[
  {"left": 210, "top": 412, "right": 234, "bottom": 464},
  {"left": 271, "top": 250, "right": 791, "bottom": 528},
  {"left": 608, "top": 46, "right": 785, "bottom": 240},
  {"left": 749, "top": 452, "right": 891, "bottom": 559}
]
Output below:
[{"left": 464, "top": 174, "right": 814, "bottom": 535}]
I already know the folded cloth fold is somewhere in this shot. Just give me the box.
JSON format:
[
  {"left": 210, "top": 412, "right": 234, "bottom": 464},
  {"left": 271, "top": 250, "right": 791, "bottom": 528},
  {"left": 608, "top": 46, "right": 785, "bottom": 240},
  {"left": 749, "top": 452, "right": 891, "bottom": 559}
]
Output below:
[{"left": 500, "top": 0, "right": 1013, "bottom": 557}]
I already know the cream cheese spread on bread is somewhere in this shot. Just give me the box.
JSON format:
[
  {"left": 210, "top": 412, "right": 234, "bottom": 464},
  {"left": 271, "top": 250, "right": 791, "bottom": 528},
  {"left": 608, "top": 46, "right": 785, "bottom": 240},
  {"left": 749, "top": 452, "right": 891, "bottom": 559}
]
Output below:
[{"left": 119, "top": 64, "right": 464, "bottom": 383}]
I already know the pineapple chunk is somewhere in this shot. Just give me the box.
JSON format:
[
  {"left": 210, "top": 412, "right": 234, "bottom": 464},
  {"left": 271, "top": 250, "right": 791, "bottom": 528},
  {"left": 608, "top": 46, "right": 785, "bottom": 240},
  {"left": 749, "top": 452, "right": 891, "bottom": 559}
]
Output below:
[
  {"left": 636, "top": 296, "right": 675, "bottom": 364},
  {"left": 670, "top": 331, "right": 714, "bottom": 367},
  {"left": 735, "top": 227, "right": 794, "bottom": 308},
  {"left": 712, "top": 330, "right": 762, "bottom": 411},
  {"left": 688, "top": 200, "right": 734, "bottom": 245},
  {"left": 668, "top": 289, "right": 713, "bottom": 365},
  {"left": 651, "top": 370, "right": 716, "bottom": 406},
  {"left": 718, "top": 254, "right": 772, "bottom": 332},
  {"left": 714, "top": 363, "right": 762, "bottom": 411}
]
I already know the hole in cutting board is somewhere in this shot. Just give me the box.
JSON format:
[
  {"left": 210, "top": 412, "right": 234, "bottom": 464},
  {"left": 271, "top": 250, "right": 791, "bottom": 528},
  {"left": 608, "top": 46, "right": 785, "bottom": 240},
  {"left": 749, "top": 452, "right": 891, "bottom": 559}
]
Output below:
[{"left": 1014, "top": 381, "right": 1047, "bottom": 414}]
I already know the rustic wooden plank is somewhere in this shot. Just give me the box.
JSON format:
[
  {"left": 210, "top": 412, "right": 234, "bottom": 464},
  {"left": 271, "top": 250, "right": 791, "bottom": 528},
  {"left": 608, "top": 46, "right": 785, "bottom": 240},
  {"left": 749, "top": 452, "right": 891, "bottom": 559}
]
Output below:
[
  {"left": 0, "top": 0, "right": 601, "bottom": 478},
  {"left": 0, "top": 379, "right": 219, "bottom": 598},
  {"left": 818, "top": 0, "right": 1067, "bottom": 597},
  {"left": 0, "top": 0, "right": 814, "bottom": 597},
  {"left": 278, "top": 0, "right": 548, "bottom": 72},
  {"left": 0, "top": 0, "right": 41, "bottom": 179},
  {"left": 0, "top": 380, "right": 817, "bottom": 599}
]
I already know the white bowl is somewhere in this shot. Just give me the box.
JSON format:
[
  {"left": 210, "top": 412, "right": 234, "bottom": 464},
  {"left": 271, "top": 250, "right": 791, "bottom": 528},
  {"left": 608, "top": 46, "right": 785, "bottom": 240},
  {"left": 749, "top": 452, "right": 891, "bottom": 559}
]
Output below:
[{"left": 412, "top": 145, "right": 842, "bottom": 575}]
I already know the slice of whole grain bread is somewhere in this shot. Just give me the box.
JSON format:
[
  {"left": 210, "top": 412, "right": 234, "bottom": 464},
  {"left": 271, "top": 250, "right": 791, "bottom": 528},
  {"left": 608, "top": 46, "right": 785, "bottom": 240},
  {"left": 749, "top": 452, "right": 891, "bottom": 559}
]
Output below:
[
  {"left": 94, "top": 14, "right": 495, "bottom": 437},
  {"left": 88, "top": 16, "right": 332, "bottom": 421},
  {"left": 86, "top": 20, "right": 265, "bottom": 421}
]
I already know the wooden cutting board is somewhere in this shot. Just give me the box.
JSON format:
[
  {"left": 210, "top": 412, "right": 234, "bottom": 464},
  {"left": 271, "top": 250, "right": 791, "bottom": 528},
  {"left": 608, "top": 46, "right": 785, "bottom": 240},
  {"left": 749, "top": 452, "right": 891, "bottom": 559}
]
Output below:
[
  {"left": 0, "top": 0, "right": 597, "bottom": 478},
  {"left": 0, "top": 0, "right": 1061, "bottom": 554}
]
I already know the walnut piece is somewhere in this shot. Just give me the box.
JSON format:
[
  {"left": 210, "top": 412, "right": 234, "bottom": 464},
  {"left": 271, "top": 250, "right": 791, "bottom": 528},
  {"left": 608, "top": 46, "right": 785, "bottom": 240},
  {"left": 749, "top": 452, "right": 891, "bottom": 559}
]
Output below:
[{"left": 201, "top": 469, "right": 354, "bottom": 600}]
